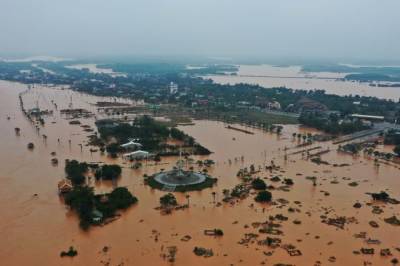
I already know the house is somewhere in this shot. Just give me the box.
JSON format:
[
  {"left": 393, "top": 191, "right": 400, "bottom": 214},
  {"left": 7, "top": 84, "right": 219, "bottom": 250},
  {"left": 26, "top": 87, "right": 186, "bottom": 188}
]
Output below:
[
  {"left": 29, "top": 107, "right": 41, "bottom": 116},
  {"left": 92, "top": 209, "right": 103, "bottom": 223},
  {"left": 197, "top": 99, "right": 209, "bottom": 106},
  {"left": 120, "top": 140, "right": 142, "bottom": 150},
  {"left": 296, "top": 97, "right": 328, "bottom": 113},
  {"left": 122, "top": 150, "right": 150, "bottom": 160},
  {"left": 267, "top": 101, "right": 281, "bottom": 110},
  {"left": 361, "top": 120, "right": 373, "bottom": 127},
  {"left": 169, "top": 82, "right": 178, "bottom": 94},
  {"left": 58, "top": 179, "right": 73, "bottom": 194}
]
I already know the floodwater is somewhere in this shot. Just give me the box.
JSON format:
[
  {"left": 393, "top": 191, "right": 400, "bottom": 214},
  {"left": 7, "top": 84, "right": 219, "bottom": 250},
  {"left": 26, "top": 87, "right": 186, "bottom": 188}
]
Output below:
[
  {"left": 206, "top": 65, "right": 400, "bottom": 100},
  {"left": 66, "top": 64, "right": 127, "bottom": 78},
  {"left": 0, "top": 80, "right": 399, "bottom": 265}
]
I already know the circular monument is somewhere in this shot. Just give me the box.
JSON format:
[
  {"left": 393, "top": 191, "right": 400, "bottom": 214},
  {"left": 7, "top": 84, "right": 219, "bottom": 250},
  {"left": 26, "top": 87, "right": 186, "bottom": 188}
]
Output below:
[
  {"left": 154, "top": 169, "right": 206, "bottom": 186},
  {"left": 147, "top": 159, "right": 217, "bottom": 192}
]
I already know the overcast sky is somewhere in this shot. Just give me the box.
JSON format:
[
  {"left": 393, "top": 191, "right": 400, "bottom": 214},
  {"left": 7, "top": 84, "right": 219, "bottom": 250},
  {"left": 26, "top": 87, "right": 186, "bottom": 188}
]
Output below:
[{"left": 1, "top": 0, "right": 400, "bottom": 61}]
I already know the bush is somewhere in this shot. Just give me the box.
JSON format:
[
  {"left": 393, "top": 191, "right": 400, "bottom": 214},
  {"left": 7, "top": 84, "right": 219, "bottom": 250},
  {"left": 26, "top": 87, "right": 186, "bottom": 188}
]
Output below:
[
  {"left": 60, "top": 246, "right": 78, "bottom": 257},
  {"left": 64, "top": 186, "right": 94, "bottom": 230},
  {"left": 65, "top": 185, "right": 138, "bottom": 230},
  {"left": 170, "top": 127, "right": 186, "bottom": 140},
  {"left": 251, "top": 178, "right": 267, "bottom": 190},
  {"left": 95, "top": 164, "right": 122, "bottom": 180},
  {"left": 214, "top": 229, "right": 224, "bottom": 236},
  {"left": 193, "top": 143, "right": 212, "bottom": 155},
  {"left": 394, "top": 145, "right": 400, "bottom": 157},
  {"left": 65, "top": 160, "right": 88, "bottom": 185},
  {"left": 283, "top": 178, "right": 294, "bottom": 185},
  {"left": 255, "top": 190, "right": 272, "bottom": 203},
  {"left": 109, "top": 187, "right": 138, "bottom": 209},
  {"left": 105, "top": 143, "right": 122, "bottom": 156},
  {"left": 160, "top": 193, "right": 178, "bottom": 207}
]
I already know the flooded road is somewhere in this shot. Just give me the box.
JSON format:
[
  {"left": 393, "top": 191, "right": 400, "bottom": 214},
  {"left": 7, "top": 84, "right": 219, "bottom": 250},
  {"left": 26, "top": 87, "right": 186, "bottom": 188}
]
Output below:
[
  {"left": 0, "top": 80, "right": 399, "bottom": 266},
  {"left": 206, "top": 65, "right": 400, "bottom": 100}
]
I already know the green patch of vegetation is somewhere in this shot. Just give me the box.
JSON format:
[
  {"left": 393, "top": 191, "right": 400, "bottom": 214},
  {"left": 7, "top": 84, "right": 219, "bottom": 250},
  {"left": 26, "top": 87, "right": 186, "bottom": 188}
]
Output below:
[
  {"left": 310, "top": 156, "right": 330, "bottom": 165},
  {"left": 230, "top": 183, "right": 249, "bottom": 198},
  {"left": 191, "top": 107, "right": 298, "bottom": 127},
  {"left": 60, "top": 246, "right": 78, "bottom": 257},
  {"left": 64, "top": 186, "right": 138, "bottom": 230},
  {"left": 384, "top": 129, "right": 400, "bottom": 145},
  {"left": 283, "top": 178, "right": 294, "bottom": 185},
  {"left": 394, "top": 145, "right": 400, "bottom": 157},
  {"left": 95, "top": 164, "right": 122, "bottom": 180},
  {"left": 299, "top": 112, "right": 368, "bottom": 135},
  {"left": 65, "top": 160, "right": 88, "bottom": 185},
  {"left": 160, "top": 193, "right": 178, "bottom": 207},
  {"left": 339, "top": 143, "right": 363, "bottom": 154},
  {"left": 105, "top": 143, "right": 122, "bottom": 157},
  {"left": 97, "top": 115, "right": 211, "bottom": 156},
  {"left": 213, "top": 228, "right": 224, "bottom": 236},
  {"left": 251, "top": 178, "right": 267, "bottom": 190},
  {"left": 254, "top": 190, "right": 272, "bottom": 203}
]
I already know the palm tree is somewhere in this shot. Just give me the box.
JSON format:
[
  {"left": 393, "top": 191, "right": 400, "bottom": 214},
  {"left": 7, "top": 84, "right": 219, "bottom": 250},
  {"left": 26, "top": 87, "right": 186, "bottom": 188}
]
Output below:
[
  {"left": 276, "top": 126, "right": 282, "bottom": 135},
  {"left": 222, "top": 189, "right": 230, "bottom": 198},
  {"left": 185, "top": 194, "right": 190, "bottom": 207},
  {"left": 211, "top": 191, "right": 216, "bottom": 204}
]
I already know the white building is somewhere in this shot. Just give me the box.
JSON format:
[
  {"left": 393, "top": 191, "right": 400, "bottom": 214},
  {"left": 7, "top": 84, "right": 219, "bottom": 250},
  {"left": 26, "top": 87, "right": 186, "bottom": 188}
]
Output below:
[
  {"left": 169, "top": 82, "right": 178, "bottom": 94},
  {"left": 120, "top": 140, "right": 142, "bottom": 150},
  {"left": 350, "top": 114, "right": 384, "bottom": 121},
  {"left": 268, "top": 101, "right": 281, "bottom": 110},
  {"left": 122, "top": 150, "right": 150, "bottom": 160}
]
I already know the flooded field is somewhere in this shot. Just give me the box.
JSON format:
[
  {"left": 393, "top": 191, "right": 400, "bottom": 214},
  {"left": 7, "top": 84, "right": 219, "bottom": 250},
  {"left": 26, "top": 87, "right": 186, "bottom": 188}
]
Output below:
[
  {"left": 206, "top": 65, "right": 400, "bottom": 100},
  {"left": 0, "top": 80, "right": 399, "bottom": 266},
  {"left": 66, "top": 64, "right": 127, "bottom": 77}
]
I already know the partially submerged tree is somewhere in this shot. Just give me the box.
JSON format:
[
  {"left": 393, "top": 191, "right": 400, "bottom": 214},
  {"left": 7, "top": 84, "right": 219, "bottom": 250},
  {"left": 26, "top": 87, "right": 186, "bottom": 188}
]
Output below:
[
  {"left": 255, "top": 190, "right": 272, "bottom": 203},
  {"left": 251, "top": 178, "right": 267, "bottom": 190},
  {"left": 95, "top": 164, "right": 122, "bottom": 180},
  {"left": 65, "top": 160, "right": 88, "bottom": 185},
  {"left": 160, "top": 193, "right": 178, "bottom": 207}
]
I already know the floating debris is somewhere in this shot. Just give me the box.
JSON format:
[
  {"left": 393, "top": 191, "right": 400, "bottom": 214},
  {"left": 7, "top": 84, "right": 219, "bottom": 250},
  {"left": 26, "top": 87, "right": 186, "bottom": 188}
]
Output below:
[
  {"left": 193, "top": 247, "right": 213, "bottom": 257},
  {"left": 384, "top": 216, "right": 400, "bottom": 226}
]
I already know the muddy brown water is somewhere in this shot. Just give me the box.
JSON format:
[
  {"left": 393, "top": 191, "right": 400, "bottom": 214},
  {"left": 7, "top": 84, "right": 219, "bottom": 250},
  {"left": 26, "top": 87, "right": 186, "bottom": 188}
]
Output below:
[
  {"left": 0, "top": 80, "right": 399, "bottom": 265},
  {"left": 206, "top": 64, "right": 400, "bottom": 100}
]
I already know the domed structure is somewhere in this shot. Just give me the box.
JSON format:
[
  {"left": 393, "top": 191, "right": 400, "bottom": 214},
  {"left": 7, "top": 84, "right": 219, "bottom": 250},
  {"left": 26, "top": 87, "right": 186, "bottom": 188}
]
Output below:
[
  {"left": 146, "top": 155, "right": 217, "bottom": 192},
  {"left": 154, "top": 168, "right": 207, "bottom": 187}
]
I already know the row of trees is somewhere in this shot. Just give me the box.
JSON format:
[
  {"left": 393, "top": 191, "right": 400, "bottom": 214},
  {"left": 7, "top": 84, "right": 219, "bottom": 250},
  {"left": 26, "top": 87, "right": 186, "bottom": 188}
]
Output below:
[{"left": 299, "top": 113, "right": 368, "bottom": 135}]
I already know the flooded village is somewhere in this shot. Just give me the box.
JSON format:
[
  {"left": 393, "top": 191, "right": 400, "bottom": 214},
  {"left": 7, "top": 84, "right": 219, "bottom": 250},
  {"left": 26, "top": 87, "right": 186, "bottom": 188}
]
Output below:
[
  {"left": 1, "top": 61, "right": 400, "bottom": 266},
  {"left": 2, "top": 1, "right": 400, "bottom": 265}
]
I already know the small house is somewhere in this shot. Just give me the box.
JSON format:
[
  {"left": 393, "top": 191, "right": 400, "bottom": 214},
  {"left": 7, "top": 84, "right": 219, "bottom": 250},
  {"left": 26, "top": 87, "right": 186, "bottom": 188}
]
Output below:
[
  {"left": 92, "top": 209, "right": 103, "bottom": 223},
  {"left": 122, "top": 150, "right": 150, "bottom": 160},
  {"left": 58, "top": 179, "right": 73, "bottom": 194},
  {"left": 120, "top": 140, "right": 142, "bottom": 150}
]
